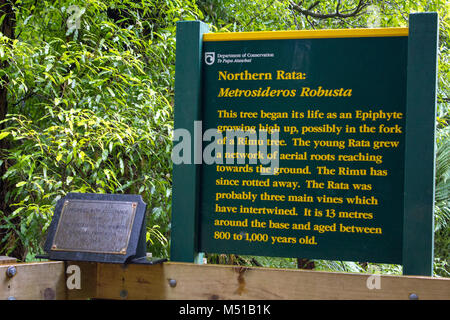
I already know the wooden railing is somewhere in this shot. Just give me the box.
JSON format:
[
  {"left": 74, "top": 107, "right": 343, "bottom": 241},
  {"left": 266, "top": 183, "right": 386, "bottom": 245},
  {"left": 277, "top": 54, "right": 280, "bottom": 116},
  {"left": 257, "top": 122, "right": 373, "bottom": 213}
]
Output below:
[{"left": 1, "top": 257, "right": 449, "bottom": 300}]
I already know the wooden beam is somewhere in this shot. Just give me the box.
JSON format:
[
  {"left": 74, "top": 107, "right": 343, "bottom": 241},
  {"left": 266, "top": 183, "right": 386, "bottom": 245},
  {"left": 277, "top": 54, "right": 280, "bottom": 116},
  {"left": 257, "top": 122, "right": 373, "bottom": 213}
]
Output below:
[
  {"left": 0, "top": 256, "right": 16, "bottom": 265},
  {"left": 92, "top": 262, "right": 450, "bottom": 300},
  {"left": 2, "top": 261, "right": 449, "bottom": 300},
  {"left": 66, "top": 261, "right": 98, "bottom": 300},
  {"left": 0, "top": 261, "right": 66, "bottom": 300}
]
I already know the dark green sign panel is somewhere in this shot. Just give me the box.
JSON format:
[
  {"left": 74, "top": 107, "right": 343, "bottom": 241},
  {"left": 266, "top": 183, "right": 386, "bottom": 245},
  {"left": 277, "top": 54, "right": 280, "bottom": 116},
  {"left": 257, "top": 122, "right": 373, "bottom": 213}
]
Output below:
[
  {"left": 171, "top": 13, "right": 438, "bottom": 275},
  {"left": 199, "top": 36, "right": 407, "bottom": 263}
]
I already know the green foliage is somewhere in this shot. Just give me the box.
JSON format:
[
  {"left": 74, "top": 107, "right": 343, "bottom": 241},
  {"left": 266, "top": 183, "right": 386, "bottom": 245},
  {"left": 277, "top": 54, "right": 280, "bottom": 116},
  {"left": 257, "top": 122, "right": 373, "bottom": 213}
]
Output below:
[
  {"left": 0, "top": 0, "right": 448, "bottom": 277},
  {"left": 435, "top": 126, "right": 450, "bottom": 232},
  {"left": 0, "top": 0, "right": 203, "bottom": 260},
  {"left": 198, "top": 0, "right": 293, "bottom": 31},
  {"left": 434, "top": 125, "right": 450, "bottom": 276}
]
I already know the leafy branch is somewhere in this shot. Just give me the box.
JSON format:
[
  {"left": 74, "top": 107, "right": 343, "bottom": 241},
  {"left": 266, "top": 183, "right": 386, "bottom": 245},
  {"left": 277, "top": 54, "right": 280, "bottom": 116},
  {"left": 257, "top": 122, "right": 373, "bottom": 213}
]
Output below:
[{"left": 289, "top": 0, "right": 370, "bottom": 19}]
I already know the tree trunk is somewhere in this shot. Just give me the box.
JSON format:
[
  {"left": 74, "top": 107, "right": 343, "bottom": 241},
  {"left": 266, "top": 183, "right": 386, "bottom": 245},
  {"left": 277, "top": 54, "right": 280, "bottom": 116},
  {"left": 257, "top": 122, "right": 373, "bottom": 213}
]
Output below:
[
  {"left": 0, "top": 0, "right": 16, "bottom": 253},
  {"left": 0, "top": 0, "right": 15, "bottom": 128},
  {"left": 297, "top": 258, "right": 315, "bottom": 270}
]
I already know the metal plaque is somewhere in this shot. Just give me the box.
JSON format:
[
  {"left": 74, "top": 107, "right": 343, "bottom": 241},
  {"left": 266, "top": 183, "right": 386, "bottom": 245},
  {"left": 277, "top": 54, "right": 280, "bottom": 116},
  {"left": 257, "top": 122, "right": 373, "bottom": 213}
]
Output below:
[{"left": 51, "top": 199, "right": 137, "bottom": 255}]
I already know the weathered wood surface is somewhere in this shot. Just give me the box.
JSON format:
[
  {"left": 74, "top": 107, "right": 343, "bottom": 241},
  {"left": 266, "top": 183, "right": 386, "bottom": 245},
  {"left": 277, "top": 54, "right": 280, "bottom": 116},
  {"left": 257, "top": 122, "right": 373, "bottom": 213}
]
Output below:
[
  {"left": 66, "top": 261, "right": 97, "bottom": 300},
  {"left": 0, "top": 261, "right": 66, "bottom": 300},
  {"left": 93, "top": 262, "right": 450, "bottom": 300},
  {"left": 1, "top": 260, "right": 449, "bottom": 300},
  {"left": 0, "top": 256, "right": 16, "bottom": 265}
]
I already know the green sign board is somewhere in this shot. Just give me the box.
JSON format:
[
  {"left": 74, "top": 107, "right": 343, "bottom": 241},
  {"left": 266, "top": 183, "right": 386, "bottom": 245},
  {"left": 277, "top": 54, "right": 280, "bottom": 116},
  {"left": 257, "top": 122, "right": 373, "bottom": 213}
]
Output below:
[
  {"left": 171, "top": 13, "right": 438, "bottom": 276},
  {"left": 200, "top": 34, "right": 407, "bottom": 264}
]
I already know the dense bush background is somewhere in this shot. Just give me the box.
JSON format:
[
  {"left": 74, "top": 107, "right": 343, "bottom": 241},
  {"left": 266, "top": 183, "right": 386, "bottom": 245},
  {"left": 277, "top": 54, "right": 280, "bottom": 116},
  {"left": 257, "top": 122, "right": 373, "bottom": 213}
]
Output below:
[{"left": 0, "top": 0, "right": 448, "bottom": 276}]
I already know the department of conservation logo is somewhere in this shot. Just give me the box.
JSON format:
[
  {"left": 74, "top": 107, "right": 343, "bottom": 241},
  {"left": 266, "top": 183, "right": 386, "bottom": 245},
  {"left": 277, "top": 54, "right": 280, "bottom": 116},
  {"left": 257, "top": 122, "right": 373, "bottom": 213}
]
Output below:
[{"left": 205, "top": 52, "right": 215, "bottom": 65}]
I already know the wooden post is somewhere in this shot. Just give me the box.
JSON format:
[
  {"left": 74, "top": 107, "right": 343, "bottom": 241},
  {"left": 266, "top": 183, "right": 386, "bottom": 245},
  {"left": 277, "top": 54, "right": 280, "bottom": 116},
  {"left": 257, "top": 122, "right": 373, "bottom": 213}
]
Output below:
[
  {"left": 403, "top": 13, "right": 439, "bottom": 276},
  {"left": 171, "top": 21, "right": 209, "bottom": 262}
]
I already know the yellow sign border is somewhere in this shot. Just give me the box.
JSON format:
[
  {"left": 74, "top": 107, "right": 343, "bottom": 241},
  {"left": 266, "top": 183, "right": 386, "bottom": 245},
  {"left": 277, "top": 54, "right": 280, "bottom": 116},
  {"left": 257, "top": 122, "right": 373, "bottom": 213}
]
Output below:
[{"left": 203, "top": 27, "right": 408, "bottom": 42}]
